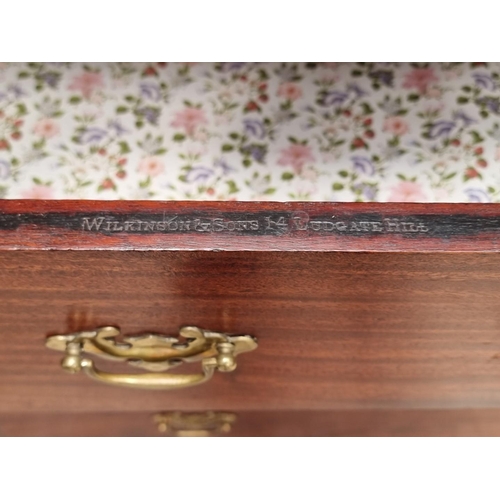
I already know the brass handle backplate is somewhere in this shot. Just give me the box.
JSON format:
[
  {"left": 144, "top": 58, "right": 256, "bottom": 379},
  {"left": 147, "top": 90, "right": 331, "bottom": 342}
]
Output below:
[
  {"left": 153, "top": 411, "right": 237, "bottom": 437},
  {"left": 45, "top": 326, "right": 257, "bottom": 390}
]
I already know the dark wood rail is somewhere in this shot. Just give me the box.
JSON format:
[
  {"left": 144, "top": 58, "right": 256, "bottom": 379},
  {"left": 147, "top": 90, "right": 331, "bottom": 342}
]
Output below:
[{"left": 1, "top": 200, "right": 500, "bottom": 251}]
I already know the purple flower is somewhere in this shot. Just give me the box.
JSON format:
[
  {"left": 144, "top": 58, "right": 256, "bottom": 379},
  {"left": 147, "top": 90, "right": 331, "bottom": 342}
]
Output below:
[
  {"left": 347, "top": 83, "right": 367, "bottom": 97},
  {"left": 318, "top": 90, "right": 349, "bottom": 107},
  {"left": 453, "top": 111, "right": 475, "bottom": 127},
  {"left": 241, "top": 144, "right": 267, "bottom": 163},
  {"left": 140, "top": 82, "right": 161, "bottom": 102},
  {"left": 243, "top": 119, "right": 266, "bottom": 139},
  {"left": 353, "top": 182, "right": 377, "bottom": 200},
  {"left": 368, "top": 70, "right": 394, "bottom": 87},
  {"left": 108, "top": 120, "right": 129, "bottom": 136},
  {"left": 136, "top": 106, "right": 160, "bottom": 125},
  {"left": 363, "top": 186, "right": 377, "bottom": 200},
  {"left": 7, "top": 85, "right": 26, "bottom": 98},
  {"left": 214, "top": 158, "right": 236, "bottom": 175},
  {"left": 186, "top": 166, "right": 214, "bottom": 183},
  {"left": 220, "top": 62, "right": 246, "bottom": 72},
  {"left": 38, "top": 72, "right": 61, "bottom": 88},
  {"left": 78, "top": 127, "right": 107, "bottom": 143},
  {"left": 475, "top": 97, "right": 500, "bottom": 114},
  {"left": 0, "top": 160, "right": 10, "bottom": 180},
  {"left": 428, "top": 120, "right": 456, "bottom": 139},
  {"left": 465, "top": 188, "right": 490, "bottom": 202},
  {"left": 473, "top": 73, "right": 496, "bottom": 90},
  {"left": 351, "top": 156, "right": 375, "bottom": 175}
]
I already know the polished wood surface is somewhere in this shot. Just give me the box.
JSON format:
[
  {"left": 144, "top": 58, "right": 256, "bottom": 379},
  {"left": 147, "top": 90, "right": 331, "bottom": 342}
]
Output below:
[
  {"left": 2, "top": 200, "right": 500, "bottom": 251},
  {"left": 3, "top": 201, "right": 500, "bottom": 437},
  {"left": 2, "top": 250, "right": 500, "bottom": 413},
  {"left": 3, "top": 409, "right": 500, "bottom": 437}
]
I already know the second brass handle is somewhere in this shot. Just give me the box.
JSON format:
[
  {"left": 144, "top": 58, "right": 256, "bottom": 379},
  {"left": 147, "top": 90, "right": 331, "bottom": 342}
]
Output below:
[{"left": 46, "top": 326, "right": 257, "bottom": 391}]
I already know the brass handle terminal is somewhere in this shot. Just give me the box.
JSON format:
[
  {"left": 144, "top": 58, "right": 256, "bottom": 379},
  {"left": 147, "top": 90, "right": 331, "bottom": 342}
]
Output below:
[{"left": 46, "top": 326, "right": 257, "bottom": 390}]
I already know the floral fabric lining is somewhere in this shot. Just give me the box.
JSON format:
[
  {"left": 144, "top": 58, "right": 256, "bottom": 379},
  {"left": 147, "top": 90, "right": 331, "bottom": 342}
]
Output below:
[{"left": 1, "top": 62, "right": 500, "bottom": 202}]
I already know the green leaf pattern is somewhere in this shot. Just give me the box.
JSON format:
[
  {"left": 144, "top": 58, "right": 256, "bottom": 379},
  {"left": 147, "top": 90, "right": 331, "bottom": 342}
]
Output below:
[{"left": 0, "top": 62, "right": 499, "bottom": 202}]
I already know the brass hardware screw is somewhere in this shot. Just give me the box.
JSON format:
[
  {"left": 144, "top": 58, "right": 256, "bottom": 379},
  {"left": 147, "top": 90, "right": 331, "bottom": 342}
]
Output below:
[
  {"left": 61, "top": 342, "right": 82, "bottom": 373},
  {"left": 216, "top": 342, "right": 237, "bottom": 372}
]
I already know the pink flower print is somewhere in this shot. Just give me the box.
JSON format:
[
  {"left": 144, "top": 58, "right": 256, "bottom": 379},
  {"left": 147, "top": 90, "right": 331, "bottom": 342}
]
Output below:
[
  {"left": 426, "top": 87, "right": 442, "bottom": 99},
  {"left": 301, "top": 166, "right": 318, "bottom": 182},
  {"left": 278, "top": 144, "right": 315, "bottom": 174},
  {"left": 388, "top": 181, "right": 426, "bottom": 202},
  {"left": 402, "top": 68, "right": 438, "bottom": 94},
  {"left": 193, "top": 129, "right": 209, "bottom": 142},
  {"left": 495, "top": 146, "right": 500, "bottom": 162},
  {"left": 33, "top": 118, "right": 60, "bottom": 139},
  {"left": 383, "top": 116, "right": 409, "bottom": 136},
  {"left": 68, "top": 71, "right": 104, "bottom": 99},
  {"left": 21, "top": 185, "right": 54, "bottom": 199},
  {"left": 171, "top": 107, "right": 207, "bottom": 136},
  {"left": 444, "top": 69, "right": 461, "bottom": 81},
  {"left": 277, "top": 82, "right": 303, "bottom": 101},
  {"left": 138, "top": 156, "right": 165, "bottom": 177}
]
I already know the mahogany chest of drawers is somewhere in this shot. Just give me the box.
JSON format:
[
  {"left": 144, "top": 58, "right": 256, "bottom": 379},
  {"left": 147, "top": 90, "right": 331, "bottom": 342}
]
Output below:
[{"left": 2, "top": 200, "right": 500, "bottom": 436}]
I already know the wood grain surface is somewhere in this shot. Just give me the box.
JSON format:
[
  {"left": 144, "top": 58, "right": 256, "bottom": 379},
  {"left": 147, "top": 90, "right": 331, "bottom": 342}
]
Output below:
[
  {"left": 3, "top": 200, "right": 500, "bottom": 437},
  {"left": 2, "top": 250, "right": 500, "bottom": 413},
  {"left": 3, "top": 409, "right": 500, "bottom": 437},
  {"left": 2, "top": 200, "right": 500, "bottom": 251}
]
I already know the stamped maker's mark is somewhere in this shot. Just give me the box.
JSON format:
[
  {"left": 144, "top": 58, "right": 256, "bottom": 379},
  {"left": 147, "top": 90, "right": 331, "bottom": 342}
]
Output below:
[{"left": 81, "top": 212, "right": 431, "bottom": 236}]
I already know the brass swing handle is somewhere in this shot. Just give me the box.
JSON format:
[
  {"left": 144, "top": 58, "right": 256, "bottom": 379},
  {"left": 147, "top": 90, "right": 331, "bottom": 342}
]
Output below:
[{"left": 46, "top": 326, "right": 257, "bottom": 391}]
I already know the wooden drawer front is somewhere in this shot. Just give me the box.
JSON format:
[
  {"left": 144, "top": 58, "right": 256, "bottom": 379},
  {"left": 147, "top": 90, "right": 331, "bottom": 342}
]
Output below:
[
  {"left": 3, "top": 200, "right": 500, "bottom": 439},
  {"left": 3, "top": 410, "right": 500, "bottom": 437},
  {"left": 2, "top": 250, "right": 500, "bottom": 413}
]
